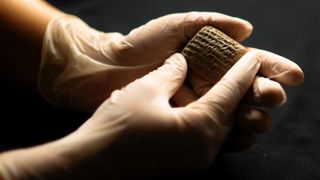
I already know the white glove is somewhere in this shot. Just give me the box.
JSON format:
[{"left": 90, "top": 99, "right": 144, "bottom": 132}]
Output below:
[
  {"left": 38, "top": 12, "right": 303, "bottom": 152},
  {"left": 38, "top": 12, "right": 254, "bottom": 112},
  {"left": 1, "top": 49, "right": 303, "bottom": 179},
  {"left": 65, "top": 51, "right": 303, "bottom": 178}
]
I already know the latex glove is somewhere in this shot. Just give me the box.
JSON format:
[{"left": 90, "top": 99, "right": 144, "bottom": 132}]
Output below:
[
  {"left": 71, "top": 52, "right": 302, "bottom": 178},
  {"left": 38, "top": 12, "right": 303, "bottom": 152},
  {"left": 175, "top": 46, "right": 304, "bottom": 151},
  {"left": 175, "top": 42, "right": 303, "bottom": 151},
  {"left": 0, "top": 50, "right": 304, "bottom": 179},
  {"left": 38, "top": 12, "right": 253, "bottom": 113},
  {"left": 0, "top": 52, "right": 258, "bottom": 179}
]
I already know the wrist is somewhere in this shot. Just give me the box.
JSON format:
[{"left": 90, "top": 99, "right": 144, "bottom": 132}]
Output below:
[
  {"left": 0, "top": 113, "right": 127, "bottom": 179},
  {"left": 0, "top": 157, "right": 10, "bottom": 180},
  {"left": 0, "top": 145, "right": 65, "bottom": 180}
]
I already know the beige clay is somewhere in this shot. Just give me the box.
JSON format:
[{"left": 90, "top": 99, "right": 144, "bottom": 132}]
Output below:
[{"left": 181, "top": 26, "right": 247, "bottom": 83}]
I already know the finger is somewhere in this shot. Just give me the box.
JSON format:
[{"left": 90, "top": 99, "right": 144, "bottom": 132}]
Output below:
[
  {"left": 248, "top": 48, "right": 304, "bottom": 86},
  {"left": 236, "top": 106, "right": 272, "bottom": 134},
  {"left": 244, "top": 76, "right": 287, "bottom": 107},
  {"left": 122, "top": 12, "right": 253, "bottom": 65},
  {"left": 172, "top": 84, "right": 199, "bottom": 107},
  {"left": 179, "top": 12, "right": 253, "bottom": 42},
  {"left": 139, "top": 53, "right": 188, "bottom": 99},
  {"left": 188, "top": 51, "right": 261, "bottom": 123}
]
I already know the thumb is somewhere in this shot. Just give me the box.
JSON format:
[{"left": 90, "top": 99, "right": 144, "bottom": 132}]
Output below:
[
  {"left": 187, "top": 52, "right": 261, "bottom": 123},
  {"left": 138, "top": 53, "right": 187, "bottom": 99}
]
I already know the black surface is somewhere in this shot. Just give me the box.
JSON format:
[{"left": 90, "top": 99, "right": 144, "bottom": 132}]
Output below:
[{"left": 2, "top": 0, "right": 320, "bottom": 179}]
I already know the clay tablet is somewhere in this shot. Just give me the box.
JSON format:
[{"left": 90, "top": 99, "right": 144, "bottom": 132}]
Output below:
[{"left": 181, "top": 26, "right": 247, "bottom": 83}]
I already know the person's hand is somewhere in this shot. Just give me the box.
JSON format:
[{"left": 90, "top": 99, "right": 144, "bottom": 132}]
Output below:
[
  {"left": 177, "top": 47, "right": 304, "bottom": 152},
  {"left": 71, "top": 52, "right": 302, "bottom": 179},
  {"left": 38, "top": 12, "right": 254, "bottom": 113},
  {"left": 1, "top": 50, "right": 303, "bottom": 179},
  {"left": 38, "top": 12, "right": 303, "bottom": 152}
]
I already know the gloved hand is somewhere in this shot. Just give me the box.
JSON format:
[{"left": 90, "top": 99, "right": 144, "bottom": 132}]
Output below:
[
  {"left": 38, "top": 12, "right": 254, "bottom": 113},
  {"left": 1, "top": 50, "right": 303, "bottom": 179},
  {"left": 38, "top": 12, "right": 303, "bottom": 152},
  {"left": 178, "top": 46, "right": 304, "bottom": 151}
]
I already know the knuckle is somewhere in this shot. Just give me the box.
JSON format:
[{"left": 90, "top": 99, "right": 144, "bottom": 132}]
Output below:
[
  {"left": 109, "top": 89, "right": 126, "bottom": 104},
  {"left": 187, "top": 11, "right": 202, "bottom": 17},
  {"left": 218, "top": 78, "right": 244, "bottom": 101},
  {"left": 249, "top": 50, "right": 268, "bottom": 64}
]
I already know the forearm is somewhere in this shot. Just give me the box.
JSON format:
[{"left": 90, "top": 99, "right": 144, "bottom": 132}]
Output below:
[
  {"left": 0, "top": 145, "right": 64, "bottom": 180},
  {"left": 0, "top": 0, "right": 65, "bottom": 91},
  {"left": 0, "top": 125, "right": 123, "bottom": 180},
  {"left": 0, "top": 161, "right": 6, "bottom": 180},
  {"left": 0, "top": 0, "right": 64, "bottom": 43}
]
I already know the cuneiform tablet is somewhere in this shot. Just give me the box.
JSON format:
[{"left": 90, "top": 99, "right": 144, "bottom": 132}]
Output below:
[{"left": 181, "top": 26, "right": 247, "bottom": 83}]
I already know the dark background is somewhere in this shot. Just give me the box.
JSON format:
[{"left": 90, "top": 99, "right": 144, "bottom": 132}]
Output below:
[{"left": 1, "top": 0, "right": 320, "bottom": 179}]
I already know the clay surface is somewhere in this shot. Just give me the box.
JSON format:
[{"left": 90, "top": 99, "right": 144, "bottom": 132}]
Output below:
[{"left": 181, "top": 26, "right": 247, "bottom": 82}]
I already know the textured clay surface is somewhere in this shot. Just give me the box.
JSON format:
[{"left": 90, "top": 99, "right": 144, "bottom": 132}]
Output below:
[{"left": 181, "top": 26, "right": 247, "bottom": 83}]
